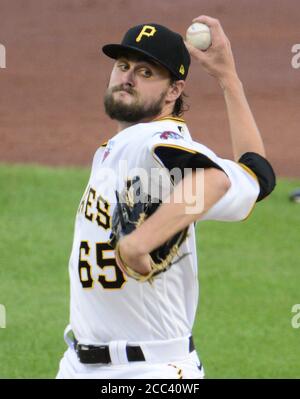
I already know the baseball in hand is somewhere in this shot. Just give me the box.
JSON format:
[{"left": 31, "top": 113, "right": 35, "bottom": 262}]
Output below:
[{"left": 186, "top": 22, "right": 212, "bottom": 51}]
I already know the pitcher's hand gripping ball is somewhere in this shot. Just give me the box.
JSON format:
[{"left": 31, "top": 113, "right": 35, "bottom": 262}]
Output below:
[
  {"left": 186, "top": 22, "right": 212, "bottom": 50},
  {"left": 109, "top": 176, "right": 188, "bottom": 283}
]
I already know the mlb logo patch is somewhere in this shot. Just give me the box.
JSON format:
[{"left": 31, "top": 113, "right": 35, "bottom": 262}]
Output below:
[{"left": 159, "top": 131, "right": 182, "bottom": 140}]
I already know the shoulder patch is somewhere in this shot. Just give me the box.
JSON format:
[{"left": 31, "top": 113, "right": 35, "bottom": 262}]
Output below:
[{"left": 153, "top": 131, "right": 183, "bottom": 140}]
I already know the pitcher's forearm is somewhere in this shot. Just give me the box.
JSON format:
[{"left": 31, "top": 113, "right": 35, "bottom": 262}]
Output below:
[
  {"left": 220, "top": 74, "right": 266, "bottom": 161},
  {"left": 123, "top": 168, "right": 230, "bottom": 256},
  {"left": 128, "top": 202, "right": 193, "bottom": 255},
  {"left": 185, "top": 15, "right": 266, "bottom": 162}
]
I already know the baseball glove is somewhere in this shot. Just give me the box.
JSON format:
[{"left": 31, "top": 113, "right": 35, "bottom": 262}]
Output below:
[{"left": 108, "top": 176, "right": 189, "bottom": 283}]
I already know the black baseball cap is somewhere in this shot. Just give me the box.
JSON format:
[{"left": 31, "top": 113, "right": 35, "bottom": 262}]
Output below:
[{"left": 102, "top": 23, "right": 190, "bottom": 80}]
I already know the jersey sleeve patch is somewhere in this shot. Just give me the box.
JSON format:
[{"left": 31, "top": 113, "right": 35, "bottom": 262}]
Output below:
[
  {"left": 238, "top": 152, "right": 276, "bottom": 201},
  {"left": 152, "top": 131, "right": 184, "bottom": 141}
]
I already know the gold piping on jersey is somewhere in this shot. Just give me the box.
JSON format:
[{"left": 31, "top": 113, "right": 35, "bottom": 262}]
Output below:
[
  {"left": 155, "top": 116, "right": 186, "bottom": 123},
  {"left": 150, "top": 143, "right": 199, "bottom": 174},
  {"left": 242, "top": 200, "right": 257, "bottom": 221},
  {"left": 168, "top": 363, "right": 183, "bottom": 379},
  {"left": 152, "top": 143, "right": 197, "bottom": 155},
  {"left": 237, "top": 163, "right": 259, "bottom": 220},
  {"left": 238, "top": 162, "right": 258, "bottom": 182},
  {"left": 237, "top": 162, "right": 259, "bottom": 221},
  {"left": 99, "top": 141, "right": 108, "bottom": 148}
]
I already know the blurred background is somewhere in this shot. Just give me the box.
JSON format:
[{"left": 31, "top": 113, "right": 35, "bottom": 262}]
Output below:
[{"left": 0, "top": 0, "right": 299, "bottom": 175}]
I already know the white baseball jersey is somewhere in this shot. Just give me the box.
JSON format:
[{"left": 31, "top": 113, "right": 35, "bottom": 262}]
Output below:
[{"left": 67, "top": 117, "right": 260, "bottom": 345}]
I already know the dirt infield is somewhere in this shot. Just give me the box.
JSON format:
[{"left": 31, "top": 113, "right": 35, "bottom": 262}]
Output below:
[{"left": 0, "top": 0, "right": 299, "bottom": 176}]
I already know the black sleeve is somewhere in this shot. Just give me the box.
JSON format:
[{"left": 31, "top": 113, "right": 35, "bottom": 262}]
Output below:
[
  {"left": 154, "top": 146, "right": 223, "bottom": 174},
  {"left": 238, "top": 152, "right": 276, "bottom": 201}
]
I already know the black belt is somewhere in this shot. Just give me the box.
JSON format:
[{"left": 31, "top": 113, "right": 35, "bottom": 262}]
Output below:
[{"left": 75, "top": 336, "right": 195, "bottom": 364}]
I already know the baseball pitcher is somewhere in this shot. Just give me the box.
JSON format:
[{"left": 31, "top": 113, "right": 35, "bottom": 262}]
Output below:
[{"left": 56, "top": 16, "right": 276, "bottom": 379}]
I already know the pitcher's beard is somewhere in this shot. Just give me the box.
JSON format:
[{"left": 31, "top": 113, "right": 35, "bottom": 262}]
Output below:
[{"left": 104, "top": 87, "right": 167, "bottom": 123}]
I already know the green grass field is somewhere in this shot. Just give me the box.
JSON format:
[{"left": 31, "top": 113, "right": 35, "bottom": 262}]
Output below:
[{"left": 0, "top": 163, "right": 299, "bottom": 378}]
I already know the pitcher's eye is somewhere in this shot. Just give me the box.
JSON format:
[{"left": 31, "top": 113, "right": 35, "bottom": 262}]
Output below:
[
  {"left": 139, "top": 68, "right": 152, "bottom": 78},
  {"left": 117, "top": 62, "right": 129, "bottom": 71}
]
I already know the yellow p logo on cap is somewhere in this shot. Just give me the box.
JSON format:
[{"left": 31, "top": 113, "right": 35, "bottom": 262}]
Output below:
[{"left": 136, "top": 25, "right": 157, "bottom": 42}]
